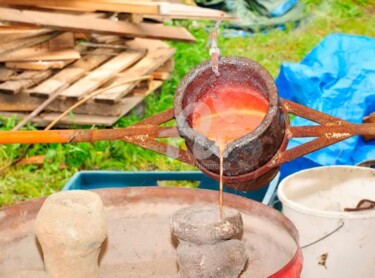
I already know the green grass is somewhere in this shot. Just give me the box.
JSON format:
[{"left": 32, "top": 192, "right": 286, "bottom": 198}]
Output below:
[{"left": 0, "top": 0, "right": 374, "bottom": 207}]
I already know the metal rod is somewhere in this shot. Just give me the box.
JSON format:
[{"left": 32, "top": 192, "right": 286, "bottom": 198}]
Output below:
[
  {"left": 272, "top": 134, "right": 352, "bottom": 166},
  {"left": 134, "top": 108, "right": 174, "bottom": 126},
  {"left": 281, "top": 99, "right": 348, "bottom": 125},
  {"left": 125, "top": 137, "right": 194, "bottom": 165},
  {"left": 288, "top": 124, "right": 375, "bottom": 138}
]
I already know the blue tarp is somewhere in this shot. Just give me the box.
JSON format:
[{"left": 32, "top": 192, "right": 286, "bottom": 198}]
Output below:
[
  {"left": 271, "top": 0, "right": 299, "bottom": 17},
  {"left": 276, "top": 33, "right": 375, "bottom": 178}
]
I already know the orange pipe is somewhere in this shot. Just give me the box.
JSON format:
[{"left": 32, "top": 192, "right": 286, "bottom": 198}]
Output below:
[
  {"left": 1, "top": 130, "right": 79, "bottom": 144},
  {"left": 0, "top": 126, "right": 179, "bottom": 145}
]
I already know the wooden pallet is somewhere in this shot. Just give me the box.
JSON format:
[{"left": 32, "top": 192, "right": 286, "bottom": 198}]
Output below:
[
  {"left": 0, "top": 80, "right": 163, "bottom": 127},
  {"left": 0, "top": 1, "right": 189, "bottom": 129},
  {"left": 0, "top": 77, "right": 167, "bottom": 117},
  {"left": 0, "top": 38, "right": 175, "bottom": 127},
  {"left": 0, "top": 70, "right": 54, "bottom": 94}
]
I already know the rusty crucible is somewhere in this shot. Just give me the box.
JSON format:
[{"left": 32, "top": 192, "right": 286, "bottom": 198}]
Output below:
[{"left": 174, "top": 57, "right": 286, "bottom": 191}]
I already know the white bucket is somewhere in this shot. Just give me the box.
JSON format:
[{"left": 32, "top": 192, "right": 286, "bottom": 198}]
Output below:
[{"left": 278, "top": 166, "right": 375, "bottom": 278}]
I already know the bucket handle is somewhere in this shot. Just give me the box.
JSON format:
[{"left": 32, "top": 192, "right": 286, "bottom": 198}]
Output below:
[{"left": 301, "top": 220, "right": 344, "bottom": 249}]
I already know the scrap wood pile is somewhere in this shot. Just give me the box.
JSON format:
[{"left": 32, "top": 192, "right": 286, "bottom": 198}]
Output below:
[{"left": 0, "top": 1, "right": 228, "bottom": 128}]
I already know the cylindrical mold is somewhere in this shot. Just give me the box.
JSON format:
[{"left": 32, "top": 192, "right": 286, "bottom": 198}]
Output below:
[
  {"left": 34, "top": 190, "right": 107, "bottom": 278},
  {"left": 174, "top": 57, "right": 286, "bottom": 191},
  {"left": 171, "top": 205, "right": 247, "bottom": 278}
]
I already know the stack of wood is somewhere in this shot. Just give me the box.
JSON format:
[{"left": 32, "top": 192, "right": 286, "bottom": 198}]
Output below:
[{"left": 0, "top": 1, "right": 230, "bottom": 128}]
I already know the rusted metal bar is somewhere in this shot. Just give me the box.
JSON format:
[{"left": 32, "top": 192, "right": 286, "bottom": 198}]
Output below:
[
  {"left": 363, "top": 112, "right": 375, "bottom": 141},
  {"left": 281, "top": 99, "right": 349, "bottom": 125},
  {"left": 134, "top": 108, "right": 174, "bottom": 126},
  {"left": 0, "top": 107, "right": 179, "bottom": 145},
  {"left": 125, "top": 137, "right": 194, "bottom": 165},
  {"left": 271, "top": 135, "right": 352, "bottom": 166},
  {"left": 271, "top": 99, "right": 374, "bottom": 166},
  {"left": 0, "top": 99, "right": 373, "bottom": 174},
  {"left": 288, "top": 124, "right": 375, "bottom": 138}
]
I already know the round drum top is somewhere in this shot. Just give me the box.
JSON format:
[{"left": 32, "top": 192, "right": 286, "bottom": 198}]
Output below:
[{"left": 0, "top": 187, "right": 301, "bottom": 277}]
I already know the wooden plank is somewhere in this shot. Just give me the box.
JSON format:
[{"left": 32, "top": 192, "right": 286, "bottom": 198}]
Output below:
[
  {"left": 5, "top": 59, "right": 74, "bottom": 70},
  {"left": 16, "top": 155, "right": 45, "bottom": 166},
  {"left": 152, "top": 71, "right": 171, "bottom": 80},
  {"left": 0, "top": 27, "right": 52, "bottom": 43},
  {"left": 154, "top": 0, "right": 185, "bottom": 2},
  {"left": 91, "top": 34, "right": 122, "bottom": 44},
  {"left": 15, "top": 154, "right": 66, "bottom": 168},
  {"left": 0, "top": 13, "right": 102, "bottom": 43},
  {"left": 47, "top": 81, "right": 162, "bottom": 126},
  {"left": 0, "top": 70, "right": 52, "bottom": 94},
  {"left": 0, "top": 7, "right": 196, "bottom": 42},
  {"left": 0, "top": 81, "right": 162, "bottom": 127},
  {"left": 0, "top": 90, "right": 42, "bottom": 111},
  {"left": 50, "top": 80, "right": 162, "bottom": 126},
  {"left": 94, "top": 43, "right": 175, "bottom": 103},
  {"left": 77, "top": 41, "right": 144, "bottom": 52},
  {"left": 0, "top": 85, "right": 128, "bottom": 116},
  {"left": 0, "top": 32, "right": 59, "bottom": 57},
  {"left": 9, "top": 70, "right": 45, "bottom": 80},
  {"left": 6, "top": 61, "right": 54, "bottom": 70},
  {"left": 0, "top": 0, "right": 234, "bottom": 20},
  {"left": 129, "top": 14, "right": 143, "bottom": 24},
  {"left": 0, "top": 87, "right": 124, "bottom": 116},
  {"left": 0, "top": 66, "right": 16, "bottom": 81},
  {"left": 12, "top": 63, "right": 144, "bottom": 129},
  {"left": 28, "top": 48, "right": 115, "bottom": 98},
  {"left": 0, "top": 0, "right": 161, "bottom": 14},
  {"left": 50, "top": 80, "right": 161, "bottom": 116},
  {"left": 157, "top": 58, "right": 175, "bottom": 72},
  {"left": 80, "top": 12, "right": 109, "bottom": 19},
  {"left": 48, "top": 32, "right": 75, "bottom": 50},
  {"left": 0, "top": 47, "right": 80, "bottom": 62},
  {"left": 47, "top": 97, "right": 125, "bottom": 116},
  {"left": 18, "top": 111, "right": 119, "bottom": 126},
  {"left": 152, "top": 58, "right": 174, "bottom": 80},
  {"left": 0, "top": 110, "right": 125, "bottom": 126},
  {"left": 157, "top": 3, "right": 235, "bottom": 20},
  {"left": 0, "top": 26, "right": 43, "bottom": 30},
  {"left": 59, "top": 50, "right": 146, "bottom": 99},
  {"left": 70, "top": 48, "right": 116, "bottom": 71}
]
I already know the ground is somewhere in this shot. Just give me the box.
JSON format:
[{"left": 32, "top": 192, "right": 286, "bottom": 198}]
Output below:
[{"left": 0, "top": 0, "right": 374, "bottom": 207}]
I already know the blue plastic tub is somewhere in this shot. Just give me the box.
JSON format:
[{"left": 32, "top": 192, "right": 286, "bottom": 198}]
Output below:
[{"left": 63, "top": 171, "right": 280, "bottom": 205}]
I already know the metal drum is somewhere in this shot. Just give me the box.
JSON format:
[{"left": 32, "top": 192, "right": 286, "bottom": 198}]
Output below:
[{"left": 0, "top": 187, "right": 302, "bottom": 277}]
